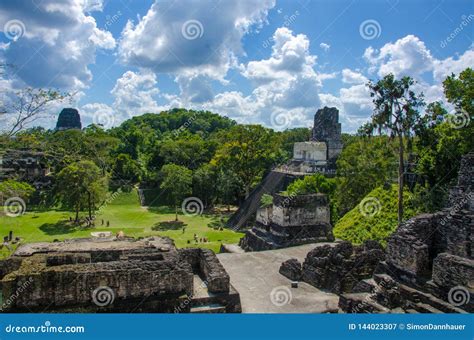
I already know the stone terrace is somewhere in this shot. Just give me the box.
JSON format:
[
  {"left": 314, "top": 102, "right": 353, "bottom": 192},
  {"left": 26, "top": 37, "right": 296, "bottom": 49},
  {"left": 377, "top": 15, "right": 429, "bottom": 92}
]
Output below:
[{"left": 0, "top": 237, "right": 241, "bottom": 313}]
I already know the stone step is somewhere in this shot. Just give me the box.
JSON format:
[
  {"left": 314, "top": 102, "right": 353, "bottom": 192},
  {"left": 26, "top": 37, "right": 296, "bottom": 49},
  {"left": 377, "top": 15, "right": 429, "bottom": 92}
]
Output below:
[
  {"left": 397, "top": 281, "right": 468, "bottom": 313},
  {"left": 190, "top": 304, "right": 226, "bottom": 313},
  {"left": 372, "top": 273, "right": 468, "bottom": 314},
  {"left": 353, "top": 278, "right": 377, "bottom": 293},
  {"left": 339, "top": 293, "right": 391, "bottom": 313},
  {"left": 412, "top": 302, "right": 443, "bottom": 314}
]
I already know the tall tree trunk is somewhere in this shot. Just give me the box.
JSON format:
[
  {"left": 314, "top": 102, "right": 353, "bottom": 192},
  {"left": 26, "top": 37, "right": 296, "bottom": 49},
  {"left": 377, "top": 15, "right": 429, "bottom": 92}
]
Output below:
[
  {"left": 75, "top": 207, "right": 79, "bottom": 223},
  {"left": 245, "top": 185, "right": 250, "bottom": 199},
  {"left": 88, "top": 191, "right": 92, "bottom": 220},
  {"left": 398, "top": 134, "right": 404, "bottom": 225},
  {"left": 175, "top": 205, "right": 178, "bottom": 221}
]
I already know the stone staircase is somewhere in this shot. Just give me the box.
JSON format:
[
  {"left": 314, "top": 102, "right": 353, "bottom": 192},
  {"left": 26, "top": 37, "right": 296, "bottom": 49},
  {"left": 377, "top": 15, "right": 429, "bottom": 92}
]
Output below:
[
  {"left": 340, "top": 273, "right": 468, "bottom": 314},
  {"left": 189, "top": 275, "right": 237, "bottom": 313},
  {"left": 226, "top": 170, "right": 288, "bottom": 230}
]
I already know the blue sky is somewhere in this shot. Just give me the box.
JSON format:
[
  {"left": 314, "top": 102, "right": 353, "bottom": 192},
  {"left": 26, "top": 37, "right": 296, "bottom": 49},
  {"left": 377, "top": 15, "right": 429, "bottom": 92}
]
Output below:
[{"left": 0, "top": 0, "right": 473, "bottom": 132}]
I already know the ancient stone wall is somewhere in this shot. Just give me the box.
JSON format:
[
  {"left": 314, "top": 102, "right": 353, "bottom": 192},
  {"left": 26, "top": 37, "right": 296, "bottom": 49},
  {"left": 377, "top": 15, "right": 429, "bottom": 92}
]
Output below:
[
  {"left": 55, "top": 108, "right": 82, "bottom": 130},
  {"left": 272, "top": 194, "right": 330, "bottom": 226},
  {"left": 0, "top": 237, "right": 240, "bottom": 313},
  {"left": 311, "top": 107, "right": 343, "bottom": 165},
  {"left": 293, "top": 142, "right": 327, "bottom": 162},
  {"left": 301, "top": 241, "right": 384, "bottom": 294},
  {"left": 240, "top": 193, "right": 334, "bottom": 251}
]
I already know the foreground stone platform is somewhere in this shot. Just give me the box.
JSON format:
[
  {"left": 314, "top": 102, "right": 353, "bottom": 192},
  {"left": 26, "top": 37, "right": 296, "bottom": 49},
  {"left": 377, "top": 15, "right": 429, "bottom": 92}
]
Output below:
[
  {"left": 0, "top": 237, "right": 241, "bottom": 313},
  {"left": 217, "top": 243, "right": 339, "bottom": 313}
]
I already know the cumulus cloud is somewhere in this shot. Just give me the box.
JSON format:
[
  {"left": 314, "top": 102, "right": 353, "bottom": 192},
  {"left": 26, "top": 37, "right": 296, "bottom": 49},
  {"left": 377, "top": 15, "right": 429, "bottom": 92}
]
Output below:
[
  {"left": 341, "top": 68, "right": 368, "bottom": 84},
  {"left": 80, "top": 102, "right": 115, "bottom": 128},
  {"left": 110, "top": 70, "right": 162, "bottom": 119},
  {"left": 0, "top": 0, "right": 115, "bottom": 90},
  {"left": 175, "top": 74, "right": 214, "bottom": 104},
  {"left": 118, "top": 0, "right": 275, "bottom": 80},
  {"left": 364, "top": 35, "right": 434, "bottom": 78},
  {"left": 433, "top": 49, "right": 474, "bottom": 82},
  {"left": 364, "top": 34, "right": 473, "bottom": 84},
  {"left": 160, "top": 27, "right": 324, "bottom": 129},
  {"left": 203, "top": 27, "right": 325, "bottom": 128}
]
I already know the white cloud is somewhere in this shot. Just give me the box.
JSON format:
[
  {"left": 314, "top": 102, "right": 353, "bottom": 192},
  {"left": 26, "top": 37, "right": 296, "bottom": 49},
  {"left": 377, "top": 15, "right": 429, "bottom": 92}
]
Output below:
[
  {"left": 160, "top": 27, "right": 324, "bottom": 129},
  {"left": 341, "top": 68, "right": 368, "bottom": 84},
  {"left": 110, "top": 70, "right": 161, "bottom": 119},
  {"left": 364, "top": 35, "right": 434, "bottom": 78},
  {"left": 242, "top": 27, "right": 317, "bottom": 84},
  {"left": 433, "top": 49, "right": 474, "bottom": 82},
  {"left": 0, "top": 0, "right": 116, "bottom": 90},
  {"left": 175, "top": 74, "right": 214, "bottom": 104},
  {"left": 198, "top": 27, "right": 324, "bottom": 129},
  {"left": 319, "top": 42, "right": 330, "bottom": 52},
  {"left": 80, "top": 102, "right": 115, "bottom": 128},
  {"left": 118, "top": 0, "right": 275, "bottom": 80}
]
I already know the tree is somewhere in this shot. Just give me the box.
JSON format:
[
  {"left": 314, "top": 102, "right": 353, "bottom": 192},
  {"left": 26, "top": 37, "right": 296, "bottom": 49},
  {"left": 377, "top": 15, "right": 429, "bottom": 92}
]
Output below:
[
  {"left": 160, "top": 164, "right": 192, "bottom": 221},
  {"left": 0, "top": 179, "right": 35, "bottom": 204},
  {"left": 193, "top": 164, "right": 217, "bottom": 208},
  {"left": 286, "top": 173, "right": 336, "bottom": 196},
  {"left": 412, "top": 69, "right": 474, "bottom": 211},
  {"left": 334, "top": 136, "right": 397, "bottom": 215},
  {"left": 216, "top": 169, "right": 242, "bottom": 211},
  {"left": 55, "top": 160, "right": 107, "bottom": 222},
  {"left": 443, "top": 68, "right": 474, "bottom": 114},
  {"left": 366, "top": 74, "right": 425, "bottom": 224},
  {"left": 157, "top": 133, "right": 214, "bottom": 170},
  {"left": 1, "top": 87, "right": 72, "bottom": 137},
  {"left": 211, "top": 125, "right": 279, "bottom": 197},
  {"left": 112, "top": 153, "right": 142, "bottom": 183}
]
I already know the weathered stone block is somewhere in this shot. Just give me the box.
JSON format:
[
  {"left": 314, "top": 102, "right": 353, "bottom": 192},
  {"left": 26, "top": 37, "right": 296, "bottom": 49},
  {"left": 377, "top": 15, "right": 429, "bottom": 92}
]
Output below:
[
  {"left": 432, "top": 253, "right": 474, "bottom": 289},
  {"left": 301, "top": 241, "right": 384, "bottom": 294},
  {"left": 279, "top": 258, "right": 302, "bottom": 281}
]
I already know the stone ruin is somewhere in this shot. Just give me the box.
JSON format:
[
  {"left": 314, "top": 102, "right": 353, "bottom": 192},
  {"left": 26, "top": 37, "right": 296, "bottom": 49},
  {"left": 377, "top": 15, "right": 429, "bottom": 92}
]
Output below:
[
  {"left": 55, "top": 108, "right": 82, "bottom": 131},
  {"left": 287, "top": 106, "right": 343, "bottom": 174},
  {"left": 0, "top": 149, "right": 52, "bottom": 190},
  {"left": 338, "top": 152, "right": 474, "bottom": 313},
  {"left": 279, "top": 240, "right": 384, "bottom": 294},
  {"left": 311, "top": 106, "right": 343, "bottom": 167},
  {"left": 239, "top": 193, "right": 334, "bottom": 251},
  {"left": 0, "top": 237, "right": 241, "bottom": 313},
  {"left": 227, "top": 106, "right": 343, "bottom": 230},
  {"left": 275, "top": 152, "right": 473, "bottom": 313}
]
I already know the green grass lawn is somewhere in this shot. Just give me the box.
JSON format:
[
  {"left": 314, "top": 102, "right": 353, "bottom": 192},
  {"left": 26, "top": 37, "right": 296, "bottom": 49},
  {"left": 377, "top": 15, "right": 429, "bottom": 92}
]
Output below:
[{"left": 0, "top": 189, "right": 243, "bottom": 258}]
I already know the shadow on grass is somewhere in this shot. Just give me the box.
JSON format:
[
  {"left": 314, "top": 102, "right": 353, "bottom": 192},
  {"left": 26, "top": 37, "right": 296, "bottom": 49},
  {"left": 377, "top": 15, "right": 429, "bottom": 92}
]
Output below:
[
  {"left": 207, "top": 215, "right": 228, "bottom": 229},
  {"left": 152, "top": 220, "right": 188, "bottom": 231},
  {"left": 147, "top": 206, "right": 176, "bottom": 215},
  {"left": 39, "top": 221, "right": 80, "bottom": 235}
]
